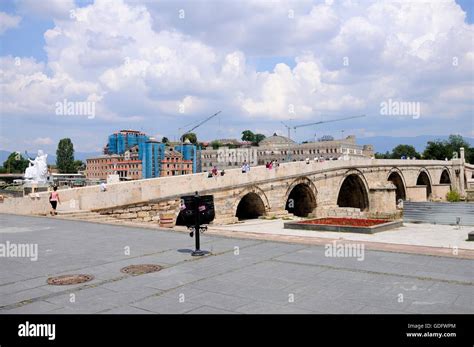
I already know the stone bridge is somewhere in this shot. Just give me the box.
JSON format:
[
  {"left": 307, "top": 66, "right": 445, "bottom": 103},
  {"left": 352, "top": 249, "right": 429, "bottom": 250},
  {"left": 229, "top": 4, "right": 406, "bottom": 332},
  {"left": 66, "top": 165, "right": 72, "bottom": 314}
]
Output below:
[{"left": 0, "top": 154, "right": 471, "bottom": 226}]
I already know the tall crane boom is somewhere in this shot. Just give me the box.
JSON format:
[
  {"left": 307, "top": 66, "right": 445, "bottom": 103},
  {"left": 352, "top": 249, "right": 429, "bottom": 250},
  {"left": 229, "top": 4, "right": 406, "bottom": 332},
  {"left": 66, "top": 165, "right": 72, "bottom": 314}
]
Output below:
[
  {"left": 184, "top": 111, "right": 222, "bottom": 135},
  {"left": 280, "top": 121, "right": 292, "bottom": 139},
  {"left": 293, "top": 114, "right": 366, "bottom": 129}
]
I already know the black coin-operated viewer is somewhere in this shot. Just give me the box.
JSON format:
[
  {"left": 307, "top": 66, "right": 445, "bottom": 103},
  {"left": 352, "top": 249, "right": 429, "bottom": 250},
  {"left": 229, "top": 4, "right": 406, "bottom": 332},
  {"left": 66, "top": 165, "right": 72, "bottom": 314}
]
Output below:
[{"left": 177, "top": 191, "right": 215, "bottom": 256}]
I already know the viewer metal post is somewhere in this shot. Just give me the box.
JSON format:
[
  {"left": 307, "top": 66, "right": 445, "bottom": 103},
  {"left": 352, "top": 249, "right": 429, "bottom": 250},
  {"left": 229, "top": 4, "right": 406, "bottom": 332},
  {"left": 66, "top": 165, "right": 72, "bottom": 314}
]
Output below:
[{"left": 192, "top": 191, "right": 205, "bottom": 256}]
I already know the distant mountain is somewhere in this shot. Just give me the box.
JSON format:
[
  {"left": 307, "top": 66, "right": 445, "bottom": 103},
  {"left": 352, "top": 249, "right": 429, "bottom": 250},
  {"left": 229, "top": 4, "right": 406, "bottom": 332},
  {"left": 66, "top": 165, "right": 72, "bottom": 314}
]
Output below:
[
  {"left": 358, "top": 136, "right": 474, "bottom": 154},
  {"left": 0, "top": 150, "right": 101, "bottom": 166}
]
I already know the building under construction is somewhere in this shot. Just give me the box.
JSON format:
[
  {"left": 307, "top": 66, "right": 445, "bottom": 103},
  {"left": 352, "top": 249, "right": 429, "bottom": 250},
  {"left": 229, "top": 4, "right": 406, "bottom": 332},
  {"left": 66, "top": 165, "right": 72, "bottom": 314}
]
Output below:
[{"left": 86, "top": 130, "right": 198, "bottom": 181}]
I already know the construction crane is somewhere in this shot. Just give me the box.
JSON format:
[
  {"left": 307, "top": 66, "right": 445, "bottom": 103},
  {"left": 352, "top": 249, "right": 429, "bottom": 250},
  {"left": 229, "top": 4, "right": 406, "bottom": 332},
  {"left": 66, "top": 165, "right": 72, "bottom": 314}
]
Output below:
[
  {"left": 182, "top": 111, "right": 222, "bottom": 137},
  {"left": 285, "top": 114, "right": 365, "bottom": 142},
  {"left": 280, "top": 114, "right": 365, "bottom": 162},
  {"left": 179, "top": 111, "right": 222, "bottom": 171},
  {"left": 280, "top": 121, "right": 293, "bottom": 139},
  {"left": 292, "top": 114, "right": 366, "bottom": 131}
]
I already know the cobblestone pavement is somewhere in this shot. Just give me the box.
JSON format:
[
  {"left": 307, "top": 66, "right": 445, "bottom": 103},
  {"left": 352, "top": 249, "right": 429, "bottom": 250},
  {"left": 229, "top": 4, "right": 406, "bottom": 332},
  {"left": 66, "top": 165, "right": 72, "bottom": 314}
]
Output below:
[{"left": 1, "top": 214, "right": 473, "bottom": 314}]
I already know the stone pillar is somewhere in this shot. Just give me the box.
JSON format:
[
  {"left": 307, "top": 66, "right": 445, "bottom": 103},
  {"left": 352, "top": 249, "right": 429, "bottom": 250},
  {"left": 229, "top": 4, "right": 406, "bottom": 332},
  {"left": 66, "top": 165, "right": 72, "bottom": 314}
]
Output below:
[
  {"left": 451, "top": 148, "right": 466, "bottom": 197},
  {"left": 431, "top": 184, "right": 451, "bottom": 201},
  {"left": 368, "top": 184, "right": 399, "bottom": 219},
  {"left": 212, "top": 191, "right": 238, "bottom": 225},
  {"left": 459, "top": 147, "right": 466, "bottom": 196},
  {"left": 406, "top": 186, "right": 427, "bottom": 202}
]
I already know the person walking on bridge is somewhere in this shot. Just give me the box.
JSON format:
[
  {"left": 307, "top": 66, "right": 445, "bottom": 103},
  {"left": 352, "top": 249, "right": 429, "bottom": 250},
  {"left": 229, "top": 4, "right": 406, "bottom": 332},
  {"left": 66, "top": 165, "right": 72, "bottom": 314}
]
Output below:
[
  {"left": 242, "top": 161, "right": 250, "bottom": 173},
  {"left": 49, "top": 186, "right": 60, "bottom": 216}
]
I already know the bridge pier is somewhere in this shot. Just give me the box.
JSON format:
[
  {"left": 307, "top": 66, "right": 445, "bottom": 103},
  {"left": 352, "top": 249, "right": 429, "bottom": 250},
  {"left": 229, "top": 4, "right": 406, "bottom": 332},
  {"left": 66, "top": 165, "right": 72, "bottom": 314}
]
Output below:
[
  {"left": 431, "top": 184, "right": 451, "bottom": 201},
  {"left": 406, "top": 185, "right": 429, "bottom": 202},
  {"left": 368, "top": 184, "right": 400, "bottom": 219},
  {"left": 210, "top": 191, "right": 239, "bottom": 225}
]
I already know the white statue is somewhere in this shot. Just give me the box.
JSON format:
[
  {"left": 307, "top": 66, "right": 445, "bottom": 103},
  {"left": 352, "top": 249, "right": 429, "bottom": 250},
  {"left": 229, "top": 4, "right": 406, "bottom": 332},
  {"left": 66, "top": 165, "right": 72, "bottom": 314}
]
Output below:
[{"left": 24, "top": 150, "right": 48, "bottom": 183}]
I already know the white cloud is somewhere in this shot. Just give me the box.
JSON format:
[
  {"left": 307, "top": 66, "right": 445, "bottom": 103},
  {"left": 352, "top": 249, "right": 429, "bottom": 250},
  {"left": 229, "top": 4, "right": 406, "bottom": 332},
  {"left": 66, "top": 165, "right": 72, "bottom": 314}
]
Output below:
[
  {"left": 0, "top": 56, "right": 100, "bottom": 117},
  {"left": 0, "top": 12, "right": 21, "bottom": 35},
  {"left": 0, "top": 0, "right": 472, "bottom": 150},
  {"left": 33, "top": 137, "right": 54, "bottom": 145}
]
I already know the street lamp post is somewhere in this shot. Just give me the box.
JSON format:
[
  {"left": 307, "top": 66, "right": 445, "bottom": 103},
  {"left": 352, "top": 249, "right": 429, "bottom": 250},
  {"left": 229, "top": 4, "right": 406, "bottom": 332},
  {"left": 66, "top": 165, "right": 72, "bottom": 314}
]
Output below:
[{"left": 191, "top": 191, "right": 206, "bottom": 256}]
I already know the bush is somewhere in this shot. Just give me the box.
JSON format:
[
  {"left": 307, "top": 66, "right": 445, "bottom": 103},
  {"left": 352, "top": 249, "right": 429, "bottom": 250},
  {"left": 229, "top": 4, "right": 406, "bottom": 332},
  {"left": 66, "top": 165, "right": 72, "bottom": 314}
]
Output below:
[{"left": 446, "top": 190, "right": 461, "bottom": 202}]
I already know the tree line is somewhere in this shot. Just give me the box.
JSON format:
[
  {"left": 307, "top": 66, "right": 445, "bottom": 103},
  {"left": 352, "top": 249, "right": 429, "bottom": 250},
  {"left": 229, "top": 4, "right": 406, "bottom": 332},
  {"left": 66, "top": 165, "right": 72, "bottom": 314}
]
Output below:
[{"left": 374, "top": 135, "right": 473, "bottom": 163}]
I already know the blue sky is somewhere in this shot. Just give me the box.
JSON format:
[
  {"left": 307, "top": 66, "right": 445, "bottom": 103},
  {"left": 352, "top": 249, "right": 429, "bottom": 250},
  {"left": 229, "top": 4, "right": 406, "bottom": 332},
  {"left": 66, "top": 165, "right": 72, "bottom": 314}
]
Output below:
[{"left": 0, "top": 0, "right": 473, "bottom": 154}]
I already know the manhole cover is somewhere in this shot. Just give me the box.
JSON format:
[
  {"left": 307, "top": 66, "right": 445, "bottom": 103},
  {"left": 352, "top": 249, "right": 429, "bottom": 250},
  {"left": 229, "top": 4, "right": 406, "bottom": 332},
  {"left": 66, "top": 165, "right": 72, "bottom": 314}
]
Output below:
[
  {"left": 47, "top": 274, "right": 94, "bottom": 285},
  {"left": 120, "top": 264, "right": 162, "bottom": 275}
]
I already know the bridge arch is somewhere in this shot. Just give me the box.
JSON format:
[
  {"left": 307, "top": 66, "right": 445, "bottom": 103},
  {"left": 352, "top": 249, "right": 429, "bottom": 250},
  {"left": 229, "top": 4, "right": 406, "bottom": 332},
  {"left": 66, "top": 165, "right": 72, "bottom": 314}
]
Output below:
[
  {"left": 336, "top": 170, "right": 369, "bottom": 211},
  {"left": 284, "top": 177, "right": 317, "bottom": 217},
  {"left": 440, "top": 167, "right": 452, "bottom": 184},
  {"left": 387, "top": 168, "right": 407, "bottom": 201},
  {"left": 233, "top": 186, "right": 270, "bottom": 220},
  {"left": 416, "top": 168, "right": 432, "bottom": 199}
]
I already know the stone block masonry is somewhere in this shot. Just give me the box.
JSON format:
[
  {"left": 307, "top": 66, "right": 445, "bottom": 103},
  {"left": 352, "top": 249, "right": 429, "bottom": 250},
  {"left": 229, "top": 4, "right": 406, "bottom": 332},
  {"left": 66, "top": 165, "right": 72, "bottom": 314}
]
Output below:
[
  {"left": 0, "top": 158, "right": 469, "bottom": 227},
  {"left": 99, "top": 199, "right": 181, "bottom": 225}
]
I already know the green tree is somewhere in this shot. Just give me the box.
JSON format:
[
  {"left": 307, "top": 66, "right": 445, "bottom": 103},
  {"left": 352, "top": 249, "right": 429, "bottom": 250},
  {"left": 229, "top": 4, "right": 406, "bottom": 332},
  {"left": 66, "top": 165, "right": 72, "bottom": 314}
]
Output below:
[
  {"left": 56, "top": 138, "right": 75, "bottom": 173},
  {"left": 391, "top": 144, "right": 420, "bottom": 159},
  {"left": 253, "top": 133, "right": 266, "bottom": 145},
  {"left": 466, "top": 148, "right": 474, "bottom": 164},
  {"left": 2, "top": 152, "right": 29, "bottom": 173},
  {"left": 374, "top": 151, "right": 390, "bottom": 159},
  {"left": 423, "top": 140, "right": 449, "bottom": 160},
  {"left": 241, "top": 130, "right": 255, "bottom": 142},
  {"left": 210, "top": 140, "right": 221, "bottom": 150},
  {"left": 161, "top": 137, "right": 169, "bottom": 143},
  {"left": 181, "top": 132, "right": 197, "bottom": 144},
  {"left": 445, "top": 135, "right": 472, "bottom": 162},
  {"left": 423, "top": 135, "right": 473, "bottom": 163},
  {"left": 74, "top": 160, "right": 85, "bottom": 172}
]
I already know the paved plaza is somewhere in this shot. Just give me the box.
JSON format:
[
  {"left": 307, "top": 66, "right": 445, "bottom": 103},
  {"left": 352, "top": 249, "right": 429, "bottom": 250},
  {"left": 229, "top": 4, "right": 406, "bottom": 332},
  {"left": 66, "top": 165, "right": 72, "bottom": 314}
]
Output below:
[
  {"left": 0, "top": 214, "right": 473, "bottom": 314},
  {"left": 208, "top": 219, "right": 474, "bottom": 251}
]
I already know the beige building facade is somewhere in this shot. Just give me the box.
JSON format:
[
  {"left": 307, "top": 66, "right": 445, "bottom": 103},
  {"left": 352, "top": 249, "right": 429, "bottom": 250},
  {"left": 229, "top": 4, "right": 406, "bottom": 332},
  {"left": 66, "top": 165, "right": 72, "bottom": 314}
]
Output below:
[
  {"left": 200, "top": 147, "right": 258, "bottom": 171},
  {"left": 199, "top": 134, "right": 374, "bottom": 171},
  {"left": 256, "top": 134, "right": 374, "bottom": 165}
]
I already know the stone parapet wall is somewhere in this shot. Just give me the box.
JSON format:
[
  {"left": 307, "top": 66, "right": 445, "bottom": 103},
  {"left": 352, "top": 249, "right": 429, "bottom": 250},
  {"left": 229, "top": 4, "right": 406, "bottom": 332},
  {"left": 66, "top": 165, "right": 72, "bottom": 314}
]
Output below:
[
  {"left": 0, "top": 159, "right": 463, "bottom": 228},
  {"left": 97, "top": 198, "right": 181, "bottom": 225}
]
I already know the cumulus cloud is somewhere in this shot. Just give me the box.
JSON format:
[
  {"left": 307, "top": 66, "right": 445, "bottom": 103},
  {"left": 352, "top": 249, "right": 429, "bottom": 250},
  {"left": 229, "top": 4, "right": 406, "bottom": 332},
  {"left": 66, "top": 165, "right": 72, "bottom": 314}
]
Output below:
[
  {"left": 0, "top": 0, "right": 473, "bottom": 151},
  {"left": 0, "top": 12, "right": 21, "bottom": 35},
  {"left": 0, "top": 56, "right": 100, "bottom": 117}
]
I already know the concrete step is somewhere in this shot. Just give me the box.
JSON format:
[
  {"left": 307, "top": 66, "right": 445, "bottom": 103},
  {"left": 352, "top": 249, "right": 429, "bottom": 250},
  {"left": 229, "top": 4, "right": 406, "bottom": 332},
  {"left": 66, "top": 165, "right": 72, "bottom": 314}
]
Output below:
[
  {"left": 65, "top": 214, "right": 107, "bottom": 219},
  {"left": 55, "top": 211, "right": 122, "bottom": 223},
  {"left": 90, "top": 218, "right": 122, "bottom": 223},
  {"left": 56, "top": 210, "right": 92, "bottom": 216}
]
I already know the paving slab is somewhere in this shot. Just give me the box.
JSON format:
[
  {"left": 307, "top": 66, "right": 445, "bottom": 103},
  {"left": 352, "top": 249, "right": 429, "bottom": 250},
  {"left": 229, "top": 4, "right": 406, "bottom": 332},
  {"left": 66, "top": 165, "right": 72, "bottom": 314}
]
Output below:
[{"left": 1, "top": 214, "right": 473, "bottom": 314}]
